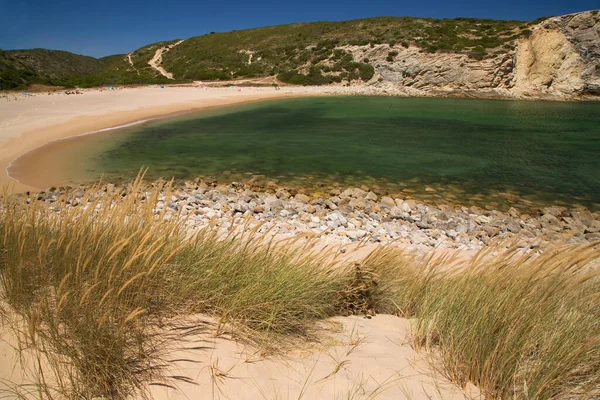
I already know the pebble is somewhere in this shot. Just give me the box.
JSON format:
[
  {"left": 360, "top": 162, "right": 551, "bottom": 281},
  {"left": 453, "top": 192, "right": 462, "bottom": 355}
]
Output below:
[{"left": 22, "top": 182, "right": 600, "bottom": 252}]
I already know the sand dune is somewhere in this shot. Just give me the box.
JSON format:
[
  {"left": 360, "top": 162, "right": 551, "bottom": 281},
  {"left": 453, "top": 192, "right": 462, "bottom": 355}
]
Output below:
[{"left": 148, "top": 315, "right": 478, "bottom": 400}]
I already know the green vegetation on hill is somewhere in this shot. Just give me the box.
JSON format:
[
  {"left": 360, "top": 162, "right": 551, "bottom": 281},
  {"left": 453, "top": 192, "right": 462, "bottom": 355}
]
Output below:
[
  {"left": 0, "top": 44, "right": 178, "bottom": 90},
  {"left": 0, "top": 48, "right": 99, "bottom": 89},
  {"left": 163, "top": 16, "right": 530, "bottom": 84},
  {"left": 1, "top": 15, "right": 537, "bottom": 90}
]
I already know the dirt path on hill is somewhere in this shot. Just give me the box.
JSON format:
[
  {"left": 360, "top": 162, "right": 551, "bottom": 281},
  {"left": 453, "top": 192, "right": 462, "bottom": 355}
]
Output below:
[
  {"left": 126, "top": 53, "right": 140, "bottom": 75},
  {"left": 148, "top": 40, "right": 184, "bottom": 79}
]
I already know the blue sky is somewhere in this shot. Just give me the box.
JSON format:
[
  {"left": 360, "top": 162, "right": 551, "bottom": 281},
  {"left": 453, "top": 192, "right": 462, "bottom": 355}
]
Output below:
[{"left": 1, "top": 0, "right": 598, "bottom": 58}]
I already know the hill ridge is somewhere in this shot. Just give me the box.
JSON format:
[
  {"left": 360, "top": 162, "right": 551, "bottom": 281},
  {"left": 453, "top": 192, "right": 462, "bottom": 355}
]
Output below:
[{"left": 1, "top": 10, "right": 598, "bottom": 99}]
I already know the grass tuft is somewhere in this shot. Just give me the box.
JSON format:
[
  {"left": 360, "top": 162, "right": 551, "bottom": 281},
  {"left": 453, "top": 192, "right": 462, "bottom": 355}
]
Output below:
[
  {"left": 0, "top": 179, "right": 345, "bottom": 398},
  {"left": 364, "top": 244, "right": 600, "bottom": 399}
]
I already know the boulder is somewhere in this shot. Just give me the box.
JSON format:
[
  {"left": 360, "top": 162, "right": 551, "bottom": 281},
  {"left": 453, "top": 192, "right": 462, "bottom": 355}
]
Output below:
[
  {"left": 294, "top": 193, "right": 310, "bottom": 204},
  {"left": 506, "top": 218, "right": 522, "bottom": 233},
  {"left": 571, "top": 209, "right": 595, "bottom": 226},
  {"left": 482, "top": 225, "right": 500, "bottom": 237},
  {"left": 381, "top": 196, "right": 395, "bottom": 208},
  {"left": 340, "top": 188, "right": 366, "bottom": 199},
  {"left": 365, "top": 191, "right": 378, "bottom": 201},
  {"left": 348, "top": 198, "right": 367, "bottom": 209},
  {"left": 542, "top": 206, "right": 568, "bottom": 218},
  {"left": 399, "top": 202, "right": 412, "bottom": 213},
  {"left": 508, "top": 207, "right": 521, "bottom": 217},
  {"left": 540, "top": 214, "right": 562, "bottom": 231}
]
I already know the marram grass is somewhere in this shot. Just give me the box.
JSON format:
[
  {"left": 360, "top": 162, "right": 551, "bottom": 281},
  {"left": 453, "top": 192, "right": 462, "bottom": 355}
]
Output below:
[
  {"left": 363, "top": 245, "right": 600, "bottom": 399},
  {"left": 0, "top": 178, "right": 346, "bottom": 398},
  {"left": 0, "top": 179, "right": 599, "bottom": 399}
]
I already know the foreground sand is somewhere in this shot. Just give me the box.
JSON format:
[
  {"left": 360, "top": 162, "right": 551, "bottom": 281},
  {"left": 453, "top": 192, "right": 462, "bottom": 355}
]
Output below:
[
  {"left": 0, "top": 313, "right": 478, "bottom": 399},
  {"left": 148, "top": 314, "right": 478, "bottom": 400},
  {"left": 0, "top": 85, "right": 329, "bottom": 192}
]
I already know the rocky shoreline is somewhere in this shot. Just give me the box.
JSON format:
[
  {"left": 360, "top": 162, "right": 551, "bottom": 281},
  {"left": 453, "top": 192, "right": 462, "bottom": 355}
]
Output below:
[{"left": 21, "top": 179, "right": 600, "bottom": 255}]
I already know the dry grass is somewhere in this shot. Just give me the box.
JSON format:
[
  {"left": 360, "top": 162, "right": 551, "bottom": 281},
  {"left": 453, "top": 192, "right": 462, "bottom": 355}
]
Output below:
[
  {"left": 0, "top": 178, "right": 345, "bottom": 398},
  {"left": 363, "top": 245, "right": 600, "bottom": 399},
  {"left": 1, "top": 179, "right": 599, "bottom": 399}
]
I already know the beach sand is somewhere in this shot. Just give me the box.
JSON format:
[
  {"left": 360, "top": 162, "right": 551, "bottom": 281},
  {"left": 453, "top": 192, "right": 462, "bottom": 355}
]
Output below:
[
  {"left": 0, "top": 85, "right": 324, "bottom": 192},
  {"left": 0, "top": 85, "right": 482, "bottom": 399},
  {"left": 147, "top": 314, "right": 479, "bottom": 400}
]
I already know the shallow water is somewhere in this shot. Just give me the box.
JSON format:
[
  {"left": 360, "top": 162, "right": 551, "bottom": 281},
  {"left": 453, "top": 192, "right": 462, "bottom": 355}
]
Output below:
[{"left": 12, "top": 96, "right": 600, "bottom": 210}]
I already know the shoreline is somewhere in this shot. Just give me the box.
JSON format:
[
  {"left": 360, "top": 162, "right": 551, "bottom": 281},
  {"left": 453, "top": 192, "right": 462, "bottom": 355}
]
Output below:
[
  {"left": 17, "top": 179, "right": 600, "bottom": 256},
  {"left": 6, "top": 118, "right": 153, "bottom": 186},
  {"left": 3, "top": 84, "right": 599, "bottom": 212},
  {"left": 0, "top": 86, "right": 325, "bottom": 193}
]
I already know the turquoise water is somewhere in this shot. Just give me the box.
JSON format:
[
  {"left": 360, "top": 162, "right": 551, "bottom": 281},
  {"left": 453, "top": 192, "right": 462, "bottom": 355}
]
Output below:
[{"left": 35, "top": 97, "right": 600, "bottom": 209}]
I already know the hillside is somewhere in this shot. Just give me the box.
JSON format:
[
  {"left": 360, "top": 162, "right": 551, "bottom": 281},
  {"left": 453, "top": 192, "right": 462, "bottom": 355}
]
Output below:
[
  {"left": 0, "top": 49, "right": 100, "bottom": 89},
  {"left": 1, "top": 11, "right": 598, "bottom": 99},
  {"left": 162, "top": 16, "right": 536, "bottom": 83}
]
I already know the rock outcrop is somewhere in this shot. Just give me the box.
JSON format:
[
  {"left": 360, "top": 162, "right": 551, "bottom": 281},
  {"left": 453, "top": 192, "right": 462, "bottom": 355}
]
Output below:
[
  {"left": 513, "top": 11, "right": 600, "bottom": 97},
  {"left": 346, "top": 10, "right": 600, "bottom": 99}
]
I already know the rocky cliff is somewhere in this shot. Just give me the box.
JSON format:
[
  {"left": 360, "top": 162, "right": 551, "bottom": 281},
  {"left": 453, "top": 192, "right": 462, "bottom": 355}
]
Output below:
[{"left": 346, "top": 10, "right": 599, "bottom": 99}]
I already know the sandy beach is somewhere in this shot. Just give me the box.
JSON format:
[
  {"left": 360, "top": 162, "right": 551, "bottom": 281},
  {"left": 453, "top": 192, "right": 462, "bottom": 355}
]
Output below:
[
  {"left": 0, "top": 85, "right": 330, "bottom": 192},
  {"left": 1, "top": 84, "right": 597, "bottom": 400},
  {"left": 0, "top": 84, "right": 485, "bottom": 399}
]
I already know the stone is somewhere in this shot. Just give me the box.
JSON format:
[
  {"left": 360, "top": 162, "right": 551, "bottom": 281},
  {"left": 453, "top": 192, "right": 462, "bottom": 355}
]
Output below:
[
  {"left": 389, "top": 206, "right": 406, "bottom": 219},
  {"left": 295, "top": 193, "right": 310, "bottom": 203},
  {"left": 340, "top": 188, "right": 366, "bottom": 199},
  {"left": 324, "top": 200, "right": 338, "bottom": 210},
  {"left": 483, "top": 225, "right": 500, "bottom": 237},
  {"left": 541, "top": 214, "right": 562, "bottom": 231},
  {"left": 229, "top": 202, "right": 245, "bottom": 213},
  {"left": 584, "top": 221, "right": 600, "bottom": 234},
  {"left": 266, "top": 199, "right": 284, "bottom": 213},
  {"left": 506, "top": 218, "right": 522, "bottom": 233},
  {"left": 399, "top": 202, "right": 412, "bottom": 213},
  {"left": 455, "top": 223, "right": 468, "bottom": 234},
  {"left": 348, "top": 198, "right": 367, "bottom": 209},
  {"left": 276, "top": 189, "right": 291, "bottom": 199},
  {"left": 571, "top": 209, "right": 595, "bottom": 226},
  {"left": 542, "top": 206, "right": 568, "bottom": 218},
  {"left": 508, "top": 207, "right": 521, "bottom": 217},
  {"left": 365, "top": 191, "right": 378, "bottom": 201},
  {"left": 193, "top": 193, "right": 207, "bottom": 201},
  {"left": 330, "top": 196, "right": 342, "bottom": 204},
  {"left": 404, "top": 199, "right": 417, "bottom": 210},
  {"left": 585, "top": 233, "right": 600, "bottom": 242},
  {"left": 381, "top": 196, "right": 395, "bottom": 208},
  {"left": 326, "top": 212, "right": 348, "bottom": 227},
  {"left": 476, "top": 215, "right": 491, "bottom": 224}
]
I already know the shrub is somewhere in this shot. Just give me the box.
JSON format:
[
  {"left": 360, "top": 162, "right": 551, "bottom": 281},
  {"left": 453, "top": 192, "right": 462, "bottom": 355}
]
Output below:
[{"left": 386, "top": 51, "right": 399, "bottom": 62}]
